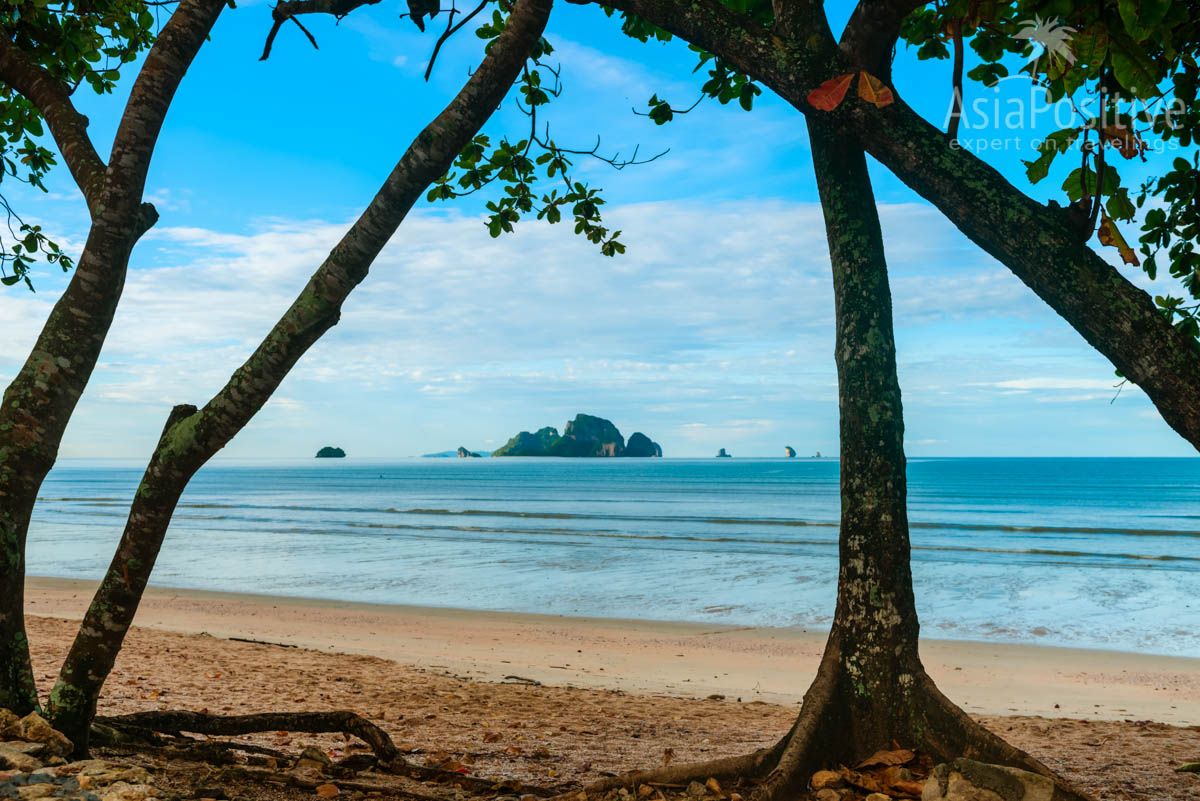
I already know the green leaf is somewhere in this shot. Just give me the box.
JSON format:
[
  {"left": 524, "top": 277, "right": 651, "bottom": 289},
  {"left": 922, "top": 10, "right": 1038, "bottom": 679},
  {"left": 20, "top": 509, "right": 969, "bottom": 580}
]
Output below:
[
  {"left": 1110, "top": 34, "right": 1162, "bottom": 99},
  {"left": 1023, "top": 128, "right": 1078, "bottom": 184}
]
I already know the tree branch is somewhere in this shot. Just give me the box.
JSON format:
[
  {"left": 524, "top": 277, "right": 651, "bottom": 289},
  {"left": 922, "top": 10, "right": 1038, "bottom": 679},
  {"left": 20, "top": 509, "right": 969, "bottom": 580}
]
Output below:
[
  {"left": 261, "top": 0, "right": 382, "bottom": 59},
  {"left": 839, "top": 0, "right": 927, "bottom": 77},
  {"left": 0, "top": 40, "right": 107, "bottom": 212},
  {"left": 105, "top": 0, "right": 228, "bottom": 208}
]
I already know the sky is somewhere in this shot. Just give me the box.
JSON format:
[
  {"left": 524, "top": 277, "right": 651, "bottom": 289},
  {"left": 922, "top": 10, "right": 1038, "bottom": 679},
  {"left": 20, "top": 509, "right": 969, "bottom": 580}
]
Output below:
[{"left": 1, "top": 1, "right": 1194, "bottom": 459}]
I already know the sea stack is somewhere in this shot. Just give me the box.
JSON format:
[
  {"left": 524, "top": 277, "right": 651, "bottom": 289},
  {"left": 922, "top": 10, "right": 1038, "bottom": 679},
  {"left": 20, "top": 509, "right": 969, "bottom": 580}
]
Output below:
[
  {"left": 456, "top": 446, "right": 481, "bottom": 458},
  {"left": 625, "top": 432, "right": 663, "bottom": 457},
  {"left": 784, "top": 446, "right": 796, "bottom": 458},
  {"left": 716, "top": 448, "right": 732, "bottom": 458}
]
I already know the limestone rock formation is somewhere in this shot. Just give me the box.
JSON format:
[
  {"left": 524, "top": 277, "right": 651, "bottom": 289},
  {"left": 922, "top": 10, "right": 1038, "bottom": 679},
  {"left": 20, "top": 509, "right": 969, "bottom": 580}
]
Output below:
[
  {"left": 784, "top": 445, "right": 796, "bottom": 458},
  {"left": 555, "top": 413, "right": 625, "bottom": 457},
  {"left": 492, "top": 426, "right": 562, "bottom": 457},
  {"left": 492, "top": 415, "right": 662, "bottom": 457},
  {"left": 625, "top": 432, "right": 663, "bottom": 457},
  {"left": 716, "top": 448, "right": 732, "bottom": 458},
  {"left": 315, "top": 446, "right": 346, "bottom": 458}
]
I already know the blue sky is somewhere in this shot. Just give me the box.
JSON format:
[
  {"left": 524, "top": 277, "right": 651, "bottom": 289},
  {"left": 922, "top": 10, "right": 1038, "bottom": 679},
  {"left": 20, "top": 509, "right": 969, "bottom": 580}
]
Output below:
[{"left": 1, "top": 1, "right": 1194, "bottom": 458}]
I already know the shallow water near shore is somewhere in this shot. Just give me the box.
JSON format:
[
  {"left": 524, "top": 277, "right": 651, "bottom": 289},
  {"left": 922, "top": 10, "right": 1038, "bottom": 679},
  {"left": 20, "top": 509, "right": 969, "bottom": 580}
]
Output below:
[{"left": 28, "top": 456, "right": 1200, "bottom": 657}]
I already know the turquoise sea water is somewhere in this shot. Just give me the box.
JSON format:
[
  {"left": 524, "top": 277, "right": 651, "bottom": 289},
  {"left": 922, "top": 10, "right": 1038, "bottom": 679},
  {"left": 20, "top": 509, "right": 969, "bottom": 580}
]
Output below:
[{"left": 27, "top": 457, "right": 1200, "bottom": 657}]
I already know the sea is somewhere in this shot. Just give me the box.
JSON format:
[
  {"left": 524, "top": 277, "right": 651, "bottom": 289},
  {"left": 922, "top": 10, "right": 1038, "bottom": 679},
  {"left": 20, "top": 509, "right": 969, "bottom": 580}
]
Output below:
[{"left": 26, "top": 457, "right": 1200, "bottom": 658}]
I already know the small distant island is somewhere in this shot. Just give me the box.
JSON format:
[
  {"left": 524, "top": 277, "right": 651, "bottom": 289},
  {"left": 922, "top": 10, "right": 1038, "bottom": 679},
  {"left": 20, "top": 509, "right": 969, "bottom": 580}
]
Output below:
[
  {"left": 493, "top": 413, "right": 662, "bottom": 457},
  {"left": 784, "top": 445, "right": 796, "bottom": 458},
  {"left": 457, "top": 446, "right": 482, "bottom": 458},
  {"left": 315, "top": 446, "right": 346, "bottom": 458},
  {"left": 716, "top": 448, "right": 732, "bottom": 458}
]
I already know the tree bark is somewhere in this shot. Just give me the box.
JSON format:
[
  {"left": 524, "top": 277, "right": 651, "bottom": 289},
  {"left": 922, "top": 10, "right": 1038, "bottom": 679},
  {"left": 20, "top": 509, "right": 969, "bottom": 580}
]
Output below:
[
  {"left": 45, "top": 0, "right": 553, "bottom": 753},
  {"left": 0, "top": 0, "right": 226, "bottom": 714},
  {"left": 571, "top": 0, "right": 1200, "bottom": 454}
]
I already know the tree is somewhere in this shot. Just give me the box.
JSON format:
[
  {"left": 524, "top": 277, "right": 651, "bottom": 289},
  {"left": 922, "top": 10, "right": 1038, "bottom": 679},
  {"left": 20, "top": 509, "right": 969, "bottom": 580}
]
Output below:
[
  {"left": 563, "top": 85, "right": 1094, "bottom": 801},
  {"left": 0, "top": 0, "right": 229, "bottom": 715}
]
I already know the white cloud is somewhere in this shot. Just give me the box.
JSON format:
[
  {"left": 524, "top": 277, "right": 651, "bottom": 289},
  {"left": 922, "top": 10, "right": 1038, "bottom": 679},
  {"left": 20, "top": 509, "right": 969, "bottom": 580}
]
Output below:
[
  {"left": 1, "top": 198, "right": 1189, "bottom": 458},
  {"left": 991, "top": 377, "right": 1122, "bottom": 390}
]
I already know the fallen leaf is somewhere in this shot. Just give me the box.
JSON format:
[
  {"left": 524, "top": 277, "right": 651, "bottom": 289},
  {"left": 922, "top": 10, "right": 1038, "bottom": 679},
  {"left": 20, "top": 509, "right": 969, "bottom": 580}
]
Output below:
[
  {"left": 857, "top": 748, "right": 916, "bottom": 769},
  {"left": 482, "top": 731, "right": 502, "bottom": 743},
  {"left": 837, "top": 767, "right": 883, "bottom": 793},
  {"left": 807, "top": 73, "right": 854, "bottom": 111},
  {"left": 857, "top": 72, "right": 895, "bottom": 108},
  {"left": 888, "top": 779, "right": 926, "bottom": 797},
  {"left": 1098, "top": 212, "right": 1140, "bottom": 266},
  {"left": 314, "top": 784, "right": 340, "bottom": 799},
  {"left": 705, "top": 777, "right": 723, "bottom": 796}
]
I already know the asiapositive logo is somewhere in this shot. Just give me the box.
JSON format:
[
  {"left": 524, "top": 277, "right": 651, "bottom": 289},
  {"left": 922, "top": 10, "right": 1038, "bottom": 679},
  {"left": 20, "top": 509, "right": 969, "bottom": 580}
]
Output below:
[{"left": 1015, "top": 15, "right": 1078, "bottom": 73}]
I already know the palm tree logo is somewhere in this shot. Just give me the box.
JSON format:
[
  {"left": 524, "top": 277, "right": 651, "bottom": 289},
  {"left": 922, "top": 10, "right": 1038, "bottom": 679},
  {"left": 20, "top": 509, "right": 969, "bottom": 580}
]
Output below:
[{"left": 1015, "top": 16, "right": 1077, "bottom": 74}]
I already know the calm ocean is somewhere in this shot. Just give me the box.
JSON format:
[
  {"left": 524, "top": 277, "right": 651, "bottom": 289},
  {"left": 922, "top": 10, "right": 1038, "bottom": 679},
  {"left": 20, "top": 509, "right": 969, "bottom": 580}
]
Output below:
[{"left": 27, "top": 457, "right": 1200, "bottom": 657}]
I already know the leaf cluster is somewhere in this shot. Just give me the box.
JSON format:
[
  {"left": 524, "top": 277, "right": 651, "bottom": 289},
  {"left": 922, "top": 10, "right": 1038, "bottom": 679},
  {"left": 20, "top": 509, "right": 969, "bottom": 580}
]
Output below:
[
  {"left": 426, "top": 4, "right": 627, "bottom": 256},
  {"left": 901, "top": 0, "right": 1200, "bottom": 340},
  {"left": 2, "top": 0, "right": 170, "bottom": 287}
]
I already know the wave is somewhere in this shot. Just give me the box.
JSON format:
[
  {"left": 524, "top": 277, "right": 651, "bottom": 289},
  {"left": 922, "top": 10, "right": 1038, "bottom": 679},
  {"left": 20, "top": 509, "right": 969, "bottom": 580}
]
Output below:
[
  {"left": 389, "top": 507, "right": 1200, "bottom": 539},
  {"left": 37, "top": 498, "right": 1200, "bottom": 539}
]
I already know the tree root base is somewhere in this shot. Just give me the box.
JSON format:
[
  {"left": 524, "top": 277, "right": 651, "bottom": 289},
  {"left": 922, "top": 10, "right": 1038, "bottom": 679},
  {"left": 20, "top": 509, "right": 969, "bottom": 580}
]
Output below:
[{"left": 560, "top": 655, "right": 1098, "bottom": 801}]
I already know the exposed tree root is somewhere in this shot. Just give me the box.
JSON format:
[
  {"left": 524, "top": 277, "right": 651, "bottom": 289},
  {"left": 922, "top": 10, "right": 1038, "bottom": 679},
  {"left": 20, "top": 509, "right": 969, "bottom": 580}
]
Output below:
[
  {"left": 96, "top": 708, "right": 558, "bottom": 797},
  {"left": 572, "top": 745, "right": 782, "bottom": 795},
  {"left": 565, "top": 647, "right": 1098, "bottom": 801},
  {"left": 96, "top": 710, "right": 399, "bottom": 763}
]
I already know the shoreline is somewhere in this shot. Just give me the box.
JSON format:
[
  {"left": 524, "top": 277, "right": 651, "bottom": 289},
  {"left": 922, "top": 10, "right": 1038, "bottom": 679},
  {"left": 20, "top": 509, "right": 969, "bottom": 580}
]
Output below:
[{"left": 25, "top": 576, "right": 1200, "bottom": 726}]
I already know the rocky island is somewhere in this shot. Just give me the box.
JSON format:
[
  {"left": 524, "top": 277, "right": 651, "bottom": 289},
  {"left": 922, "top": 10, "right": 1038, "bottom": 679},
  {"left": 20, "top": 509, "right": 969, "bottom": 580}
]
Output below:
[
  {"left": 315, "top": 446, "right": 346, "bottom": 458},
  {"left": 493, "top": 413, "right": 662, "bottom": 457}
]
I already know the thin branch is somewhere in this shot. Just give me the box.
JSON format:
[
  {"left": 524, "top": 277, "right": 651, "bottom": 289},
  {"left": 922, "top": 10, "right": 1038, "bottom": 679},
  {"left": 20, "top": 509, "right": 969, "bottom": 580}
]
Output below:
[
  {"left": 632, "top": 94, "right": 703, "bottom": 118},
  {"left": 947, "top": 18, "right": 964, "bottom": 141},
  {"left": 425, "top": 0, "right": 489, "bottom": 81},
  {"left": 533, "top": 129, "right": 668, "bottom": 170}
]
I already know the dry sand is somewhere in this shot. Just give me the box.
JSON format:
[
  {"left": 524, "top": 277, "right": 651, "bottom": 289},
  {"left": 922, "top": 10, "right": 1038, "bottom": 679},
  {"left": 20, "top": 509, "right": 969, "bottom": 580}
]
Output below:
[{"left": 23, "top": 577, "right": 1200, "bottom": 801}]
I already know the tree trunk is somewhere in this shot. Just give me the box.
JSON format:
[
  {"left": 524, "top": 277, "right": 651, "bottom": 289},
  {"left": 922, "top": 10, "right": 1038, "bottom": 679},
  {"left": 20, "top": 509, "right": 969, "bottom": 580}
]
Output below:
[
  {"left": 0, "top": 213, "right": 147, "bottom": 716},
  {"left": 0, "top": 0, "right": 226, "bottom": 712},
  {"left": 45, "top": 0, "right": 553, "bottom": 753},
  {"left": 758, "top": 114, "right": 1095, "bottom": 801}
]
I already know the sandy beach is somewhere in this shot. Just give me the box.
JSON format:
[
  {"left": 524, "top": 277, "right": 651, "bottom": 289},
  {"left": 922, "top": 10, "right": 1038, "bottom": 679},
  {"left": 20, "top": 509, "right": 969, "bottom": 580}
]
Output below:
[
  {"left": 26, "top": 577, "right": 1200, "bottom": 724},
  {"left": 21, "top": 577, "right": 1200, "bottom": 800}
]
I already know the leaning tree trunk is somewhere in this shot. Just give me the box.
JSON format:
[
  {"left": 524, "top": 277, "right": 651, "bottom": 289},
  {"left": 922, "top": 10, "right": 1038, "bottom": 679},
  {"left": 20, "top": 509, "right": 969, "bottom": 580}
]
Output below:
[
  {"left": 568, "top": 119, "right": 1096, "bottom": 801},
  {"left": 0, "top": 0, "right": 226, "bottom": 713},
  {"left": 43, "top": 0, "right": 553, "bottom": 754}
]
